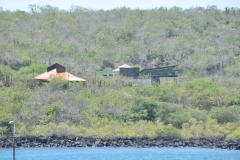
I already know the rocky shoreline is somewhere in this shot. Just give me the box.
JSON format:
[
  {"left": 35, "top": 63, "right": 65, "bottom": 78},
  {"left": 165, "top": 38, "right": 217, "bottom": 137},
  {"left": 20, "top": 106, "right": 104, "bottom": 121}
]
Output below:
[{"left": 1, "top": 136, "right": 240, "bottom": 150}]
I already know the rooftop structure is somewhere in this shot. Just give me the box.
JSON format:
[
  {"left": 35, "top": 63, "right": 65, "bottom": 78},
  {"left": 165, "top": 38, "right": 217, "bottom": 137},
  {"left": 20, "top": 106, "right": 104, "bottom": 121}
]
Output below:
[
  {"left": 112, "top": 64, "right": 132, "bottom": 71},
  {"left": 35, "top": 63, "right": 86, "bottom": 82},
  {"left": 139, "top": 65, "right": 178, "bottom": 83},
  {"left": 139, "top": 65, "right": 178, "bottom": 77}
]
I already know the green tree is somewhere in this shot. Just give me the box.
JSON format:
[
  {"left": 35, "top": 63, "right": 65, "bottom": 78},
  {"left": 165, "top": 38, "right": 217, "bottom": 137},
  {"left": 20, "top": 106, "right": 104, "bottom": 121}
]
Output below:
[
  {"left": 43, "top": 102, "right": 62, "bottom": 123},
  {"left": 131, "top": 98, "right": 158, "bottom": 121}
]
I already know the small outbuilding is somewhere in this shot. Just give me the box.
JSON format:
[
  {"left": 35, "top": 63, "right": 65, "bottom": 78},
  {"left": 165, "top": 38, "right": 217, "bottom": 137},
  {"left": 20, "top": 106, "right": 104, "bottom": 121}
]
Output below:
[{"left": 95, "top": 64, "right": 135, "bottom": 77}]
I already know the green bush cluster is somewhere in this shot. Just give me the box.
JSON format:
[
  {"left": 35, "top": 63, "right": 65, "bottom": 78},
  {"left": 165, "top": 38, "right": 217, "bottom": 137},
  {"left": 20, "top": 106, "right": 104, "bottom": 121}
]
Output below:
[
  {"left": 155, "top": 126, "right": 181, "bottom": 139},
  {"left": 227, "top": 128, "right": 240, "bottom": 140}
]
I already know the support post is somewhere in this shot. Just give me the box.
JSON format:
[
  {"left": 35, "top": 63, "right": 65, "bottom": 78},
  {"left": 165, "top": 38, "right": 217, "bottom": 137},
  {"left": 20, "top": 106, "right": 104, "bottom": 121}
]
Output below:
[
  {"left": 95, "top": 71, "right": 97, "bottom": 85},
  {"left": 68, "top": 74, "right": 69, "bottom": 87},
  {"left": 9, "top": 121, "right": 15, "bottom": 160},
  {"left": 13, "top": 135, "right": 15, "bottom": 160}
]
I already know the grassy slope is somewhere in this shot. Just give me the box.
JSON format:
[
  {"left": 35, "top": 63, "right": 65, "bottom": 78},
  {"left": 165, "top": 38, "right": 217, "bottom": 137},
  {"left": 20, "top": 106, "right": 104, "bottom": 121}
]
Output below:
[{"left": 0, "top": 6, "right": 240, "bottom": 140}]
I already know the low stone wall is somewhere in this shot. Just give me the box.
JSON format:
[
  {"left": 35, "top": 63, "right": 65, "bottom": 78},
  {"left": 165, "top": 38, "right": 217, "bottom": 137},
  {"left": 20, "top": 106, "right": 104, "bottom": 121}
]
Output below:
[{"left": 1, "top": 136, "right": 240, "bottom": 150}]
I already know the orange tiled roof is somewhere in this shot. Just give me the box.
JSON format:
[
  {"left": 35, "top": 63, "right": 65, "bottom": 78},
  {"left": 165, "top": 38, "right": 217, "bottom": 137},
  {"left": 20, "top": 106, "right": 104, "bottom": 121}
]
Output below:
[{"left": 35, "top": 69, "right": 86, "bottom": 82}]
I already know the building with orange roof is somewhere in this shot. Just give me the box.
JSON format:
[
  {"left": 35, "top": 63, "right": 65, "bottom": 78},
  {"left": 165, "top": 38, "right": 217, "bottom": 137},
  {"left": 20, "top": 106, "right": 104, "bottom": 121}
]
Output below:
[{"left": 35, "top": 63, "right": 86, "bottom": 82}]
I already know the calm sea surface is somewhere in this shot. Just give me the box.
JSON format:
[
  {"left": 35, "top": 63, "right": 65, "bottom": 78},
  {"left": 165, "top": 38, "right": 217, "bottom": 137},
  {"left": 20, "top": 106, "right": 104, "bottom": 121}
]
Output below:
[{"left": 0, "top": 147, "right": 240, "bottom": 160}]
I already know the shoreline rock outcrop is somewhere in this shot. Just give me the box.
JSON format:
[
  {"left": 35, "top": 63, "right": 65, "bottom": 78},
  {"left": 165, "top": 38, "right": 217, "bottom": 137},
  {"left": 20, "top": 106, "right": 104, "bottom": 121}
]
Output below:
[{"left": 1, "top": 136, "right": 240, "bottom": 150}]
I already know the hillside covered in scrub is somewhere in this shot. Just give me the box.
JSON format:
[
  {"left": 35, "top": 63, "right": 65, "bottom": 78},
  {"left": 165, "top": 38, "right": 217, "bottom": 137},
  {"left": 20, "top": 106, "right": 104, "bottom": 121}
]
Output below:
[{"left": 0, "top": 5, "right": 240, "bottom": 140}]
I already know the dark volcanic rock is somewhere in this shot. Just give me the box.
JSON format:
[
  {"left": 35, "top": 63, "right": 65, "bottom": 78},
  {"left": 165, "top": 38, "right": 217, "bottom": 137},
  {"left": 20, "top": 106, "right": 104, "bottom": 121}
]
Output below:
[
  {"left": 0, "top": 136, "right": 239, "bottom": 150},
  {"left": 235, "top": 146, "right": 240, "bottom": 150}
]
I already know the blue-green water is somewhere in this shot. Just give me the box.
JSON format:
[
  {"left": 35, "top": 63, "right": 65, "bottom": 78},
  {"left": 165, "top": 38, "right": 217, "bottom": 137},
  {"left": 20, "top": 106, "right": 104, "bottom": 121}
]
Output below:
[{"left": 0, "top": 147, "right": 240, "bottom": 160}]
